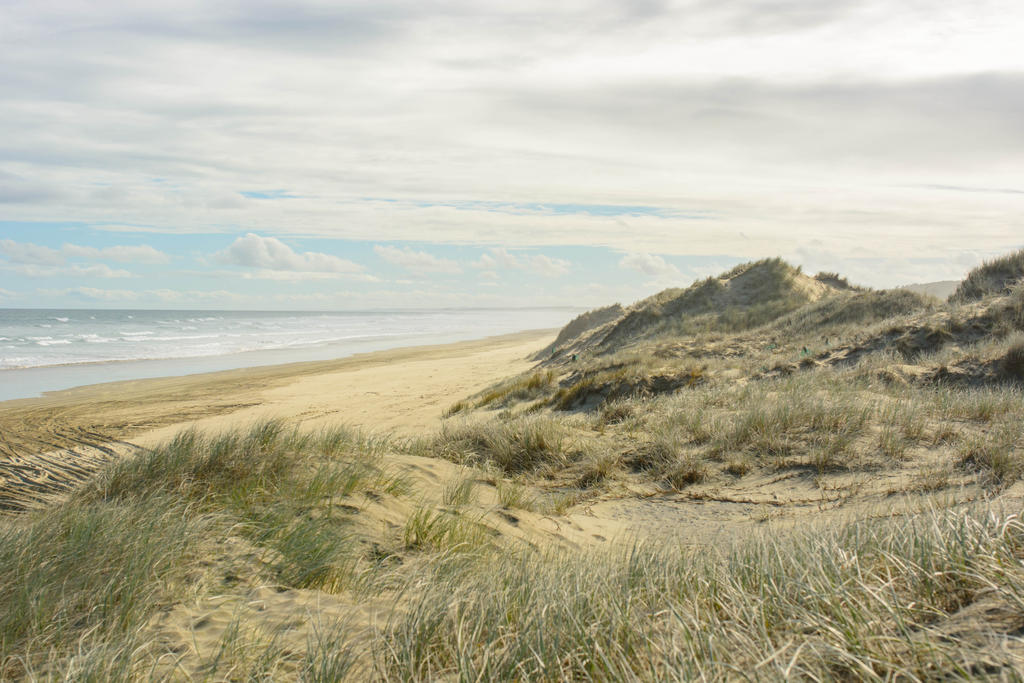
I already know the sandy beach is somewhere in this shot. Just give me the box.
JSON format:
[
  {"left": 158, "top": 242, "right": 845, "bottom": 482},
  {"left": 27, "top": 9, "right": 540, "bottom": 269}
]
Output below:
[{"left": 0, "top": 329, "right": 555, "bottom": 512}]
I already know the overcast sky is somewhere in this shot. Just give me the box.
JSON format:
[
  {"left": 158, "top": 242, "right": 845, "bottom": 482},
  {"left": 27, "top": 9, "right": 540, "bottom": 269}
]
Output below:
[{"left": 1, "top": 0, "right": 1022, "bottom": 309}]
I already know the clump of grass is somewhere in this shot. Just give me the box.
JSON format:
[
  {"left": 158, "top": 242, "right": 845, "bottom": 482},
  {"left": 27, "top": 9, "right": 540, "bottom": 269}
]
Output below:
[
  {"left": 474, "top": 370, "right": 556, "bottom": 409},
  {"left": 428, "top": 416, "right": 570, "bottom": 474},
  {"left": 597, "top": 399, "right": 635, "bottom": 426},
  {"left": 704, "top": 379, "right": 871, "bottom": 464},
  {"left": 496, "top": 480, "right": 537, "bottom": 511},
  {"left": 574, "top": 451, "right": 619, "bottom": 489},
  {"left": 912, "top": 462, "right": 954, "bottom": 492},
  {"left": 878, "top": 425, "right": 910, "bottom": 460},
  {"left": 956, "top": 424, "right": 1022, "bottom": 486},
  {"left": 999, "top": 341, "right": 1024, "bottom": 381},
  {"left": 538, "top": 490, "right": 584, "bottom": 515},
  {"left": 663, "top": 452, "right": 708, "bottom": 489},
  {"left": 247, "top": 504, "right": 357, "bottom": 591},
  {"left": 626, "top": 426, "right": 707, "bottom": 488},
  {"left": 442, "top": 474, "right": 477, "bottom": 508},
  {"left": 723, "top": 454, "right": 753, "bottom": 476},
  {"left": 87, "top": 421, "right": 408, "bottom": 597},
  {"left": 663, "top": 406, "right": 712, "bottom": 445},
  {"left": 443, "top": 399, "right": 470, "bottom": 418},
  {"left": 402, "top": 507, "right": 490, "bottom": 552},
  {"left": 83, "top": 421, "right": 297, "bottom": 504}
]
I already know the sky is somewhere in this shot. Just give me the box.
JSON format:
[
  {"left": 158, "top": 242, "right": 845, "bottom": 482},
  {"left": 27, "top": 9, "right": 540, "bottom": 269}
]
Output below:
[{"left": 1, "top": 0, "right": 1022, "bottom": 310}]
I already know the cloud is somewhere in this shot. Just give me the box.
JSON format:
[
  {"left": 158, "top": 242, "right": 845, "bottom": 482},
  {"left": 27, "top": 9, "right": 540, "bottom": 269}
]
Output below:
[
  {"left": 5, "top": 263, "right": 133, "bottom": 278},
  {"left": 471, "top": 248, "right": 522, "bottom": 270},
  {"left": 527, "top": 254, "right": 570, "bottom": 277},
  {"left": 2, "top": 0, "right": 1023, "bottom": 297},
  {"left": 0, "top": 170, "right": 62, "bottom": 204},
  {"left": 0, "top": 238, "right": 169, "bottom": 267},
  {"left": 619, "top": 253, "right": 682, "bottom": 278},
  {"left": 0, "top": 239, "right": 63, "bottom": 265},
  {"left": 237, "top": 269, "right": 379, "bottom": 282},
  {"left": 62, "top": 243, "right": 169, "bottom": 264},
  {"left": 216, "top": 233, "right": 365, "bottom": 274},
  {"left": 39, "top": 286, "right": 248, "bottom": 304},
  {"left": 374, "top": 245, "right": 462, "bottom": 274},
  {"left": 472, "top": 252, "right": 498, "bottom": 269},
  {"left": 490, "top": 248, "right": 523, "bottom": 269},
  {"left": 470, "top": 247, "right": 569, "bottom": 277},
  {"left": 46, "top": 286, "right": 138, "bottom": 301}
]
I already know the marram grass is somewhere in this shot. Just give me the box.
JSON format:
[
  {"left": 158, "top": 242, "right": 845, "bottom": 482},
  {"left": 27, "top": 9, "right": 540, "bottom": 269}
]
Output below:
[{"left": 378, "top": 505, "right": 1024, "bottom": 681}]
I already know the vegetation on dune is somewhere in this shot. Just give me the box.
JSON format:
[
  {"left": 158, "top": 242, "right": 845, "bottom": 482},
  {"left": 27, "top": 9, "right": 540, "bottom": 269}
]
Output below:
[
  {"left": 595, "top": 258, "right": 827, "bottom": 348},
  {"left": 770, "top": 287, "right": 933, "bottom": 336},
  {"left": 1, "top": 422, "right": 411, "bottom": 678},
  {"left": 421, "top": 415, "right": 572, "bottom": 474},
  {"left": 0, "top": 497, "right": 208, "bottom": 680},
  {"left": 532, "top": 304, "right": 625, "bottom": 360},
  {"left": 950, "top": 248, "right": 1024, "bottom": 303}
]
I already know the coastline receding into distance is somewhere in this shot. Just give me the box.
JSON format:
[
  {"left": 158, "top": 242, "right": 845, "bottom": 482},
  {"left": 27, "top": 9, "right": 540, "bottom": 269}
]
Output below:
[{"left": 0, "top": 307, "right": 579, "bottom": 401}]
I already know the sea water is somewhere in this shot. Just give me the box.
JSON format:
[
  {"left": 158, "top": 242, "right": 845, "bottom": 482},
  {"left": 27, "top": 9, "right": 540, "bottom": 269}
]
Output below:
[{"left": 0, "top": 308, "right": 579, "bottom": 401}]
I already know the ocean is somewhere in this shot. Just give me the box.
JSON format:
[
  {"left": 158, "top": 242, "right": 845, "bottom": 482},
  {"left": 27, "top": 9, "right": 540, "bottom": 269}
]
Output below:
[{"left": 0, "top": 308, "right": 579, "bottom": 401}]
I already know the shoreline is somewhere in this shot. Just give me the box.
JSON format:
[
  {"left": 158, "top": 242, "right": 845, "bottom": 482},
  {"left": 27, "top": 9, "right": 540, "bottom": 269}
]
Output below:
[
  {"left": 0, "top": 324, "right": 566, "bottom": 403},
  {"left": 0, "top": 328, "right": 555, "bottom": 512},
  {"left": 0, "top": 327, "right": 555, "bottom": 410}
]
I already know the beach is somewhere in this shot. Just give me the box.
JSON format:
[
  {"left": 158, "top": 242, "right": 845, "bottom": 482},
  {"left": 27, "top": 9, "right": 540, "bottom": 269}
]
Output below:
[
  {"left": 0, "top": 329, "right": 555, "bottom": 512},
  {"left": 4, "top": 256, "right": 1024, "bottom": 678}
]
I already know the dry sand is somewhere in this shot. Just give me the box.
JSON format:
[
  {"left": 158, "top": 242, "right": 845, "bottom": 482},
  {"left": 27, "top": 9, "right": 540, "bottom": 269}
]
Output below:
[{"left": 0, "top": 329, "right": 555, "bottom": 512}]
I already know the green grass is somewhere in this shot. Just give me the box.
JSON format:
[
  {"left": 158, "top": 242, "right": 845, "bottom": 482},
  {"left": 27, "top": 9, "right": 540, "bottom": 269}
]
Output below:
[
  {"left": 0, "top": 497, "right": 211, "bottom": 679},
  {"left": 495, "top": 480, "right": 538, "bottom": 511},
  {"left": 441, "top": 474, "right": 477, "bottom": 507},
  {"left": 0, "top": 421, "right": 412, "bottom": 677},
  {"left": 402, "top": 507, "right": 491, "bottom": 552}
]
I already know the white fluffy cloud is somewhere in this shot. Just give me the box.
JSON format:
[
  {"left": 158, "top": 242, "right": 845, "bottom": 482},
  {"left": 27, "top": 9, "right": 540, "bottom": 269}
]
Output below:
[
  {"left": 471, "top": 248, "right": 569, "bottom": 277},
  {"left": 374, "top": 245, "right": 462, "bottom": 275},
  {"left": 472, "top": 248, "right": 521, "bottom": 270},
  {"left": 619, "top": 253, "right": 681, "bottom": 278},
  {"left": 527, "top": 254, "right": 570, "bottom": 277},
  {"left": 216, "top": 233, "right": 364, "bottom": 274},
  {"left": 0, "top": 239, "right": 63, "bottom": 266}
]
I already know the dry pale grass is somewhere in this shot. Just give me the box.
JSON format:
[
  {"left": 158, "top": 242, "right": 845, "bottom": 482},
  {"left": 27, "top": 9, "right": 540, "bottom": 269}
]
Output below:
[{"left": 379, "top": 505, "right": 1024, "bottom": 681}]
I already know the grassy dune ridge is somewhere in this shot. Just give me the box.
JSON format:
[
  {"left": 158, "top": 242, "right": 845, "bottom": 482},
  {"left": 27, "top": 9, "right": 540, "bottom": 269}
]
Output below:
[{"left": 3, "top": 253, "right": 1024, "bottom": 680}]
